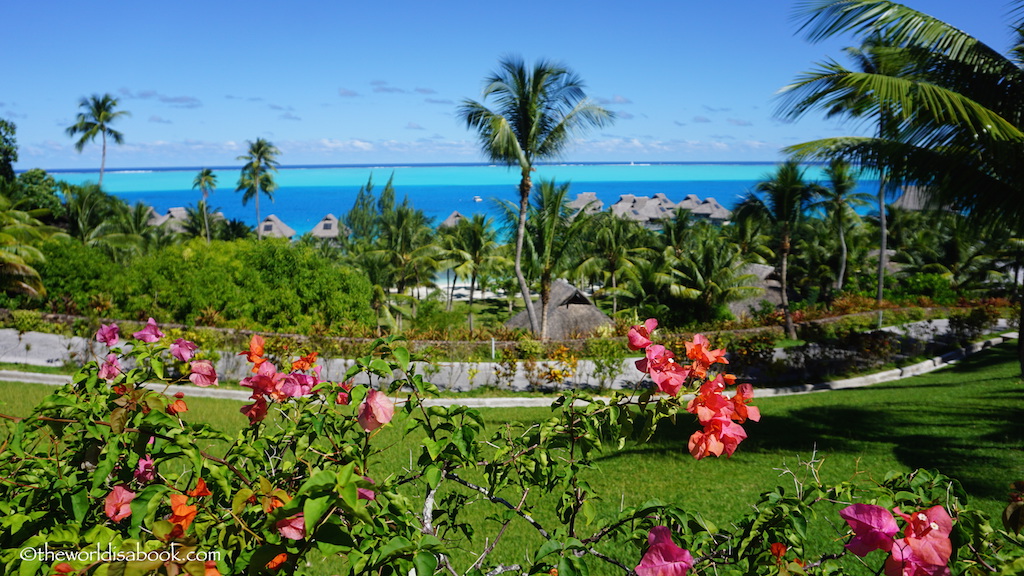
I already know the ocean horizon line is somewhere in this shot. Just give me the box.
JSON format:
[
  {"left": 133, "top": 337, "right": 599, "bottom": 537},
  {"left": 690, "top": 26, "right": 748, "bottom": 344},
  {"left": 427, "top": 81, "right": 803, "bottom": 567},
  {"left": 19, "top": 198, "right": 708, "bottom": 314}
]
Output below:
[{"left": 29, "top": 159, "right": 817, "bottom": 176}]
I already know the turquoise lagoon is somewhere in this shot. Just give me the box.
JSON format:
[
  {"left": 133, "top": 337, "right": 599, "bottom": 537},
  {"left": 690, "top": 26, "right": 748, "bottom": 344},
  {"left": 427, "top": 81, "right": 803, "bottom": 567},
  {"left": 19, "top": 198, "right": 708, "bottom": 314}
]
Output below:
[{"left": 52, "top": 163, "right": 879, "bottom": 235}]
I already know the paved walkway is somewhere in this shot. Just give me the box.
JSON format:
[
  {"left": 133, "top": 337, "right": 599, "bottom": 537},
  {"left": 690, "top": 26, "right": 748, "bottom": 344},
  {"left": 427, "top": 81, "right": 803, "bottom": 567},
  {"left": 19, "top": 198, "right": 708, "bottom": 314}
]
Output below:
[{"left": 2, "top": 332, "right": 1016, "bottom": 408}]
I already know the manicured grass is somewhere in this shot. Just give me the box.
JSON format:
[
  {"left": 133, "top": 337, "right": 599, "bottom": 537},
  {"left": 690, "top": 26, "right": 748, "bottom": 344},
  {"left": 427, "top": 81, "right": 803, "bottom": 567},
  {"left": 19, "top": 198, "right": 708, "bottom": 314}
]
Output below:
[{"left": 1, "top": 343, "right": 1020, "bottom": 574}]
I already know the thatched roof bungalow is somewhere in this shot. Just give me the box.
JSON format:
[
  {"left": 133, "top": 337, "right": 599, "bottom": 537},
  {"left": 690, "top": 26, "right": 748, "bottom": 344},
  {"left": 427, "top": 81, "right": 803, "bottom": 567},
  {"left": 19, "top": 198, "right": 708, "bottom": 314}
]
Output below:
[
  {"left": 258, "top": 215, "right": 296, "bottom": 239},
  {"left": 505, "top": 280, "right": 613, "bottom": 339},
  {"left": 567, "top": 192, "right": 603, "bottom": 216},
  {"left": 311, "top": 214, "right": 349, "bottom": 239},
  {"left": 439, "top": 211, "right": 466, "bottom": 229}
]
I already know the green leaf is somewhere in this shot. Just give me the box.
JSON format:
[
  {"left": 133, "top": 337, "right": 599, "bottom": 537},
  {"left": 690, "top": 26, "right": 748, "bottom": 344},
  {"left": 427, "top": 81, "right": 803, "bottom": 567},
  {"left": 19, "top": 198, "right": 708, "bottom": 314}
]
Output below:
[
  {"left": 413, "top": 551, "right": 438, "bottom": 576},
  {"left": 297, "top": 469, "right": 337, "bottom": 496},
  {"left": 378, "top": 536, "right": 414, "bottom": 560},
  {"left": 232, "top": 488, "right": 254, "bottom": 515},
  {"left": 368, "top": 358, "right": 394, "bottom": 377},
  {"left": 150, "top": 357, "right": 165, "bottom": 380},
  {"left": 393, "top": 347, "right": 410, "bottom": 373},
  {"left": 424, "top": 465, "right": 442, "bottom": 490},
  {"left": 304, "top": 495, "right": 334, "bottom": 534},
  {"left": 316, "top": 522, "right": 356, "bottom": 555},
  {"left": 534, "top": 540, "right": 562, "bottom": 561}
]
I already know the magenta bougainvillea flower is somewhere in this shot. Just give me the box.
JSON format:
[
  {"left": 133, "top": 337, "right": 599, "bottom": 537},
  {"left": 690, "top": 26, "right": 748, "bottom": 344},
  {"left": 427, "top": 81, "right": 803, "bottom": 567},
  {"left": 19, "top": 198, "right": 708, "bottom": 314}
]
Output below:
[
  {"left": 280, "top": 372, "right": 316, "bottom": 398},
  {"left": 839, "top": 504, "right": 900, "bottom": 556},
  {"left": 134, "top": 455, "right": 156, "bottom": 484},
  {"left": 276, "top": 513, "right": 306, "bottom": 540},
  {"left": 358, "top": 389, "right": 395, "bottom": 432},
  {"left": 636, "top": 526, "right": 694, "bottom": 576},
  {"left": 104, "top": 485, "right": 136, "bottom": 522},
  {"left": 188, "top": 360, "right": 218, "bottom": 387},
  {"left": 358, "top": 476, "right": 376, "bottom": 501},
  {"left": 171, "top": 338, "right": 198, "bottom": 362},
  {"left": 96, "top": 323, "right": 119, "bottom": 347},
  {"left": 98, "top": 353, "right": 122, "bottom": 381},
  {"left": 132, "top": 318, "right": 164, "bottom": 343},
  {"left": 627, "top": 318, "right": 658, "bottom": 350}
]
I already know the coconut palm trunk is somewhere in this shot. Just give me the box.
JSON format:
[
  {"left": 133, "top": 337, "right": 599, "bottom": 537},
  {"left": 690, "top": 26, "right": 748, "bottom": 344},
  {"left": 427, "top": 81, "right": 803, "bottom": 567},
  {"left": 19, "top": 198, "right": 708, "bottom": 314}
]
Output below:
[
  {"left": 780, "top": 232, "right": 796, "bottom": 339},
  {"left": 516, "top": 170, "right": 539, "bottom": 334},
  {"left": 876, "top": 176, "right": 887, "bottom": 305}
]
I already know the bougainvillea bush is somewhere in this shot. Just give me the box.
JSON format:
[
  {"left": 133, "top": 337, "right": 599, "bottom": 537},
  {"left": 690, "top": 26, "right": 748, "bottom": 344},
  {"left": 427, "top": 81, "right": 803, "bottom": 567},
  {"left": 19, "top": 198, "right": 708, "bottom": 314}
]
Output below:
[{"left": 1, "top": 318, "right": 1021, "bottom": 575}]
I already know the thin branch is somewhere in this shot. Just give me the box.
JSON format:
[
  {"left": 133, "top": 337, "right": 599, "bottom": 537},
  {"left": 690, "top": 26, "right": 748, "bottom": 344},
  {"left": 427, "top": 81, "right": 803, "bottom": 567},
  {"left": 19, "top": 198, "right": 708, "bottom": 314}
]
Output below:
[
  {"left": 587, "top": 549, "right": 633, "bottom": 573},
  {"left": 485, "top": 564, "right": 522, "bottom": 576},
  {"left": 447, "top": 472, "right": 550, "bottom": 539},
  {"left": 470, "top": 490, "right": 529, "bottom": 572}
]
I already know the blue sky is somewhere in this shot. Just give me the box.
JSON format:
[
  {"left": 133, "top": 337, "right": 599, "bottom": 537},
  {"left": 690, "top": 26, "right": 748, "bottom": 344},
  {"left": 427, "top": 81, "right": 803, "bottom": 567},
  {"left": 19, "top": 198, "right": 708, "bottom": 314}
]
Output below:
[{"left": 3, "top": 0, "right": 1015, "bottom": 170}]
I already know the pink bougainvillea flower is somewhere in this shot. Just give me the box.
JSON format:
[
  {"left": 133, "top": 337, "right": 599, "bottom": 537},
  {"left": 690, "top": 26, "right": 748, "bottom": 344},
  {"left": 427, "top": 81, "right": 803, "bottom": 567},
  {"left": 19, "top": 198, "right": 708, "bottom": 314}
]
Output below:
[
  {"left": 98, "top": 353, "right": 122, "bottom": 381},
  {"left": 96, "top": 323, "right": 119, "bottom": 347},
  {"left": 276, "top": 513, "right": 306, "bottom": 540},
  {"left": 188, "top": 360, "right": 218, "bottom": 387},
  {"left": 730, "top": 383, "right": 760, "bottom": 423},
  {"left": 239, "top": 334, "right": 266, "bottom": 372},
  {"left": 53, "top": 562, "right": 76, "bottom": 574},
  {"left": 241, "top": 361, "right": 286, "bottom": 400},
  {"left": 240, "top": 395, "right": 269, "bottom": 425},
  {"left": 635, "top": 526, "right": 694, "bottom": 576},
  {"left": 358, "top": 389, "right": 395, "bottom": 432},
  {"left": 132, "top": 318, "right": 164, "bottom": 343},
  {"left": 104, "top": 485, "right": 135, "bottom": 522},
  {"left": 335, "top": 381, "right": 354, "bottom": 405},
  {"left": 627, "top": 318, "right": 658, "bottom": 351},
  {"left": 358, "top": 476, "right": 376, "bottom": 501},
  {"left": 636, "top": 345, "right": 691, "bottom": 396},
  {"left": 884, "top": 546, "right": 951, "bottom": 576},
  {"left": 170, "top": 338, "right": 198, "bottom": 362},
  {"left": 279, "top": 372, "right": 316, "bottom": 398},
  {"left": 688, "top": 414, "right": 747, "bottom": 460},
  {"left": 204, "top": 560, "right": 221, "bottom": 576},
  {"left": 893, "top": 506, "right": 953, "bottom": 567},
  {"left": 839, "top": 504, "right": 900, "bottom": 557},
  {"left": 686, "top": 375, "right": 732, "bottom": 424},
  {"left": 134, "top": 455, "right": 156, "bottom": 483}
]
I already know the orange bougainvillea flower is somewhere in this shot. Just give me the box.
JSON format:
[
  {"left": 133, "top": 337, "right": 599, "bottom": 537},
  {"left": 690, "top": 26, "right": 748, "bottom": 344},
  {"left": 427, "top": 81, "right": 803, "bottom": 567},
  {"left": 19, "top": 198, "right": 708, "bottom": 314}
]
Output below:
[
  {"left": 188, "top": 477, "right": 212, "bottom": 498},
  {"left": 52, "top": 563, "right": 76, "bottom": 575},
  {"left": 169, "top": 494, "right": 197, "bottom": 533},
  {"left": 239, "top": 334, "right": 266, "bottom": 372},
  {"left": 266, "top": 552, "right": 288, "bottom": 571},
  {"left": 204, "top": 560, "right": 221, "bottom": 576},
  {"left": 167, "top": 396, "right": 188, "bottom": 415},
  {"left": 291, "top": 351, "right": 318, "bottom": 372},
  {"left": 685, "top": 333, "right": 728, "bottom": 378}
]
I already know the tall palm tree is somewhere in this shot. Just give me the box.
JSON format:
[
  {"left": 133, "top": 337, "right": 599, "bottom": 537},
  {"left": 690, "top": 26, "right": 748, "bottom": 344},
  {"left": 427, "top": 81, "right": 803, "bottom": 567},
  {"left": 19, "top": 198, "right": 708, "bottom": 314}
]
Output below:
[
  {"left": 735, "top": 161, "right": 821, "bottom": 339},
  {"left": 0, "top": 184, "right": 61, "bottom": 297},
  {"left": 779, "top": 0, "right": 1024, "bottom": 370},
  {"left": 236, "top": 139, "right": 281, "bottom": 239},
  {"left": 192, "top": 168, "right": 218, "bottom": 244},
  {"left": 65, "top": 94, "right": 130, "bottom": 187},
  {"left": 458, "top": 56, "right": 613, "bottom": 335},
  {"left": 501, "top": 180, "right": 590, "bottom": 340},
  {"left": 812, "top": 159, "right": 872, "bottom": 291}
]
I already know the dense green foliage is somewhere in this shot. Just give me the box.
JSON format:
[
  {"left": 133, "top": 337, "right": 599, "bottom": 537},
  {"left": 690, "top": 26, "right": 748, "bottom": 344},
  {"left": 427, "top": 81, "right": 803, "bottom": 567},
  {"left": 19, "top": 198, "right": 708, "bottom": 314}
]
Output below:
[{"left": 32, "top": 237, "right": 374, "bottom": 331}]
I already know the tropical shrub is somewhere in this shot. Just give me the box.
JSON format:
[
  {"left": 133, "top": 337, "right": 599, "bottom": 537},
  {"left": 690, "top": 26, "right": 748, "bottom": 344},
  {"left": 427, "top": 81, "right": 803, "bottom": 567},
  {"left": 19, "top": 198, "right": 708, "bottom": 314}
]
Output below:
[{"left": 0, "top": 318, "right": 1020, "bottom": 576}]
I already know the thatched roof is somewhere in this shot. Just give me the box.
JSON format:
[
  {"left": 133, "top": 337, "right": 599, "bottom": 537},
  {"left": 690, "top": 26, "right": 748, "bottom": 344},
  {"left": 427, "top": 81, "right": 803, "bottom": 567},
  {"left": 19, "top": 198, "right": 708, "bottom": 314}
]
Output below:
[
  {"left": 148, "top": 206, "right": 188, "bottom": 231},
  {"left": 567, "top": 192, "right": 603, "bottom": 215},
  {"left": 505, "top": 280, "right": 613, "bottom": 339},
  {"left": 690, "top": 197, "right": 732, "bottom": 223},
  {"left": 258, "top": 215, "right": 296, "bottom": 239},
  {"left": 311, "top": 214, "right": 349, "bottom": 238},
  {"left": 439, "top": 211, "right": 465, "bottom": 228}
]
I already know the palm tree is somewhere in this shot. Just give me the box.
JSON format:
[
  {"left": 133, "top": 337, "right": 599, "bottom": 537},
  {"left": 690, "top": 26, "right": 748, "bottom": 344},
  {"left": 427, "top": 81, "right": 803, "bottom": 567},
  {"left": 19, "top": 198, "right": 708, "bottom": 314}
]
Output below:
[
  {"left": 812, "top": 159, "right": 872, "bottom": 291},
  {"left": 735, "top": 161, "right": 821, "bottom": 339},
  {"left": 577, "top": 212, "right": 653, "bottom": 315},
  {"left": 667, "top": 223, "right": 762, "bottom": 323},
  {"left": 779, "top": 0, "right": 1024, "bottom": 370},
  {"left": 65, "top": 94, "right": 130, "bottom": 187},
  {"left": 192, "top": 168, "right": 218, "bottom": 244},
  {"left": 236, "top": 139, "right": 281, "bottom": 239},
  {"left": 446, "top": 214, "right": 506, "bottom": 333},
  {"left": 501, "top": 180, "right": 590, "bottom": 340},
  {"left": 458, "top": 56, "right": 613, "bottom": 335},
  {"left": 0, "top": 184, "right": 61, "bottom": 297}
]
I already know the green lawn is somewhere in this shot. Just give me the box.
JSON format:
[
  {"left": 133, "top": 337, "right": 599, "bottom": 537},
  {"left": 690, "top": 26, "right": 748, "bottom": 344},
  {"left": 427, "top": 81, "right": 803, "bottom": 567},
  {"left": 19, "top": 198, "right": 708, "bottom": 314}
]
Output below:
[{"left": 1, "top": 342, "right": 1021, "bottom": 574}]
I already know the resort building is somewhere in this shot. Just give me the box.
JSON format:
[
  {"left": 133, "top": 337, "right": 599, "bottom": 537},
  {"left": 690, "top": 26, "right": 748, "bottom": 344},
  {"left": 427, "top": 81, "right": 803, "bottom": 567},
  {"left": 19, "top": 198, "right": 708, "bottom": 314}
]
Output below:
[
  {"left": 566, "top": 192, "right": 603, "bottom": 216},
  {"left": 259, "top": 215, "right": 296, "bottom": 239},
  {"left": 439, "top": 211, "right": 466, "bottom": 228},
  {"left": 310, "top": 214, "right": 350, "bottom": 239}
]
